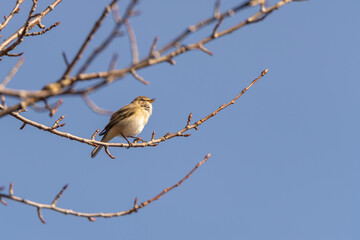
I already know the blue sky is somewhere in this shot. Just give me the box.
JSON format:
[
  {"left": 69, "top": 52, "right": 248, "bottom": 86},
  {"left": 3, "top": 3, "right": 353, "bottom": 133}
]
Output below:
[{"left": 1, "top": 0, "right": 360, "bottom": 239}]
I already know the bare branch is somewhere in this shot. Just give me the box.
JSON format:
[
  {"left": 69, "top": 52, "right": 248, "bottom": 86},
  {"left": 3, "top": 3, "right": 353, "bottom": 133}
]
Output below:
[
  {"left": 212, "top": 16, "right": 225, "bottom": 38},
  {"left": 130, "top": 69, "right": 149, "bottom": 85},
  {"left": 0, "top": 198, "right": 7, "bottom": 206},
  {"left": 105, "top": 146, "right": 115, "bottom": 159},
  {"left": 0, "top": 0, "right": 38, "bottom": 56},
  {"left": 197, "top": 43, "right": 213, "bottom": 56},
  {"left": 0, "top": 0, "right": 24, "bottom": 31},
  {"left": 214, "top": 0, "right": 221, "bottom": 18},
  {"left": 82, "top": 94, "right": 113, "bottom": 115},
  {"left": 50, "top": 99, "right": 63, "bottom": 117},
  {"left": 62, "top": 0, "right": 119, "bottom": 78},
  {"left": 0, "top": 94, "right": 6, "bottom": 108},
  {"left": 76, "top": 0, "right": 138, "bottom": 75},
  {"left": 51, "top": 115, "right": 65, "bottom": 129},
  {"left": 158, "top": 0, "right": 250, "bottom": 54},
  {"left": 25, "top": 21, "right": 60, "bottom": 36},
  {"left": 91, "top": 129, "right": 100, "bottom": 140},
  {"left": 111, "top": 2, "right": 121, "bottom": 23},
  {"left": 0, "top": 57, "right": 24, "bottom": 88},
  {"left": 149, "top": 37, "right": 158, "bottom": 58},
  {"left": 37, "top": 207, "right": 46, "bottom": 224},
  {"left": 0, "top": 0, "right": 62, "bottom": 56},
  {"left": 186, "top": 113, "right": 193, "bottom": 127},
  {"left": 6, "top": 52, "right": 23, "bottom": 57},
  {"left": 125, "top": 19, "right": 139, "bottom": 64},
  {"left": 20, "top": 122, "right": 26, "bottom": 130},
  {"left": 9, "top": 182, "right": 14, "bottom": 196},
  {"left": 1, "top": 69, "right": 268, "bottom": 159},
  {"left": 0, "top": 154, "right": 210, "bottom": 222},
  {"left": 0, "top": 0, "right": 296, "bottom": 118},
  {"left": 62, "top": 52, "right": 70, "bottom": 67},
  {"left": 51, "top": 184, "right": 68, "bottom": 206}
]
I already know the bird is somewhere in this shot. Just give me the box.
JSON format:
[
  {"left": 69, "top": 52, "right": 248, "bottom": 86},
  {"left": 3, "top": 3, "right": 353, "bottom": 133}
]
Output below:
[{"left": 91, "top": 96, "right": 155, "bottom": 158}]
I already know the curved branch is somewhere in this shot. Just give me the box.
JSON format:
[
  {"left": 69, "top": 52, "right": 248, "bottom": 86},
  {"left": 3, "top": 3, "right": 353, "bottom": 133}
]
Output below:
[
  {"left": 0, "top": 154, "right": 211, "bottom": 223},
  {"left": 0, "top": 69, "right": 268, "bottom": 158}
]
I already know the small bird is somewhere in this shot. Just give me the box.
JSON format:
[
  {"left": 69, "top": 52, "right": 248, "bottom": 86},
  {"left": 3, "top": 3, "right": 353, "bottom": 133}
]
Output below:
[{"left": 91, "top": 96, "right": 155, "bottom": 158}]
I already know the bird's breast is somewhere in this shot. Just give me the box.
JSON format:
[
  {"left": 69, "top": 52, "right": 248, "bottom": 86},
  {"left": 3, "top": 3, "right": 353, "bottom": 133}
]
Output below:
[{"left": 114, "top": 112, "right": 147, "bottom": 137}]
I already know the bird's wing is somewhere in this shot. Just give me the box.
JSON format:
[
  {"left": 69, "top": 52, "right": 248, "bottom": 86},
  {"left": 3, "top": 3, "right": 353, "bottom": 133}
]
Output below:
[{"left": 99, "top": 104, "right": 135, "bottom": 136}]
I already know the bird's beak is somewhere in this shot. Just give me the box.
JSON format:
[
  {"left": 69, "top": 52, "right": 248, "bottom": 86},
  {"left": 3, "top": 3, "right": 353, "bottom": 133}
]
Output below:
[{"left": 149, "top": 98, "right": 155, "bottom": 103}]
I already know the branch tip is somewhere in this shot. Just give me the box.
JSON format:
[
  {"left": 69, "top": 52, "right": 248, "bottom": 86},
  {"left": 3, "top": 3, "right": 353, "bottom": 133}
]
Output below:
[
  {"left": 105, "top": 146, "right": 115, "bottom": 159},
  {"left": 0, "top": 198, "right": 7, "bottom": 206},
  {"left": 198, "top": 44, "right": 213, "bottom": 56},
  {"left": 50, "top": 99, "right": 63, "bottom": 117},
  {"left": 20, "top": 122, "right": 26, "bottom": 130},
  {"left": 51, "top": 184, "right": 69, "bottom": 206},
  {"left": 149, "top": 36, "right": 158, "bottom": 58},
  {"left": 186, "top": 113, "right": 193, "bottom": 127},
  {"left": 91, "top": 129, "right": 100, "bottom": 140},
  {"left": 9, "top": 182, "right": 13, "bottom": 196},
  {"left": 133, "top": 196, "right": 138, "bottom": 209},
  {"left": 131, "top": 69, "right": 150, "bottom": 85},
  {"left": 52, "top": 115, "right": 65, "bottom": 129},
  {"left": 37, "top": 207, "right": 46, "bottom": 224}
]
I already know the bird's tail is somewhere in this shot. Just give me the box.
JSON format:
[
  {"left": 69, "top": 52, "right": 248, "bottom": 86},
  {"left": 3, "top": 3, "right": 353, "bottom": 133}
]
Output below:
[
  {"left": 91, "top": 145, "right": 103, "bottom": 158},
  {"left": 91, "top": 134, "right": 111, "bottom": 158}
]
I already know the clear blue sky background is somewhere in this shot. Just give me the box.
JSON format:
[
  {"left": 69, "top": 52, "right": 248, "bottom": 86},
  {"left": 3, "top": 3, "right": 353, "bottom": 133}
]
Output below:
[{"left": 1, "top": 0, "right": 359, "bottom": 239}]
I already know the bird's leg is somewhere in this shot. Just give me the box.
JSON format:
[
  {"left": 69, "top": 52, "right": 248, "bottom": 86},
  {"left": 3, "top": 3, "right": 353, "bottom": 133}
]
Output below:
[
  {"left": 121, "top": 134, "right": 132, "bottom": 148},
  {"left": 131, "top": 136, "right": 145, "bottom": 143}
]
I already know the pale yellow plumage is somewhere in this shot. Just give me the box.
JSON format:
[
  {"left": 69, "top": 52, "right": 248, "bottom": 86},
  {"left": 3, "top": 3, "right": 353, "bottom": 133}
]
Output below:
[{"left": 91, "top": 96, "right": 155, "bottom": 158}]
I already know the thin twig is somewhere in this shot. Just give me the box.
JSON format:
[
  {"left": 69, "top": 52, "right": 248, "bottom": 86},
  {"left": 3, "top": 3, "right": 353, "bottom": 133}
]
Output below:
[
  {"left": 212, "top": 16, "right": 225, "bottom": 38},
  {"left": 214, "top": 0, "right": 221, "bottom": 18},
  {"left": 0, "top": 0, "right": 23, "bottom": 31},
  {"left": 62, "top": 52, "right": 69, "bottom": 67},
  {"left": 0, "top": 0, "right": 61, "bottom": 56},
  {"left": 25, "top": 21, "right": 60, "bottom": 36},
  {"left": 158, "top": 0, "right": 250, "bottom": 54},
  {"left": 37, "top": 207, "right": 46, "bottom": 224},
  {"left": 82, "top": 94, "right": 113, "bottom": 115},
  {"left": 91, "top": 129, "right": 100, "bottom": 140},
  {"left": 130, "top": 69, "right": 149, "bottom": 85},
  {"left": 125, "top": 19, "right": 139, "bottom": 64},
  {"left": 105, "top": 146, "right": 115, "bottom": 159},
  {"left": 0, "top": 94, "right": 6, "bottom": 108},
  {"left": 149, "top": 36, "right": 158, "bottom": 58},
  {"left": 0, "top": 57, "right": 24, "bottom": 88},
  {"left": 50, "top": 99, "right": 63, "bottom": 117},
  {"left": 61, "top": 0, "right": 118, "bottom": 78},
  {"left": 105, "top": 53, "right": 119, "bottom": 82},
  {"left": 76, "top": 0, "right": 138, "bottom": 75},
  {"left": 51, "top": 115, "right": 65, "bottom": 129},
  {"left": 51, "top": 184, "right": 68, "bottom": 205},
  {"left": 20, "top": 122, "right": 26, "bottom": 130}
]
